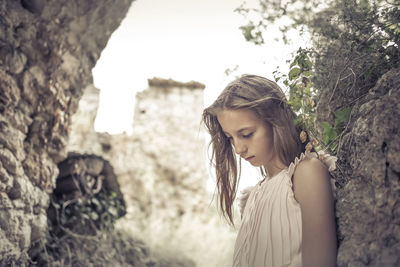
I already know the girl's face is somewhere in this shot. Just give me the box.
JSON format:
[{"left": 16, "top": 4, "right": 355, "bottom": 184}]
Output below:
[{"left": 217, "top": 108, "right": 277, "bottom": 169}]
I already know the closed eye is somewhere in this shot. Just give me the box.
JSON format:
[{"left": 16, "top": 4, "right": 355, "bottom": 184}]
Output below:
[{"left": 242, "top": 133, "right": 253, "bottom": 138}]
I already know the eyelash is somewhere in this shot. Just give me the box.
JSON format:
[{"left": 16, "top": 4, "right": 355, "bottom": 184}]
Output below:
[
  {"left": 242, "top": 133, "right": 253, "bottom": 138},
  {"left": 226, "top": 133, "right": 253, "bottom": 141}
]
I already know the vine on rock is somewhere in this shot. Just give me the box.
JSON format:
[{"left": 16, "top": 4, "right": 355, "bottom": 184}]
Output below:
[{"left": 273, "top": 48, "right": 350, "bottom": 154}]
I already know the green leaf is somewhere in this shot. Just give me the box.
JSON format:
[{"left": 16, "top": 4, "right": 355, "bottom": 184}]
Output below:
[
  {"left": 288, "top": 67, "right": 301, "bottom": 80},
  {"left": 293, "top": 116, "right": 303, "bottom": 126},
  {"left": 302, "top": 59, "right": 312, "bottom": 71},
  {"left": 239, "top": 24, "right": 264, "bottom": 45},
  {"left": 334, "top": 107, "right": 351, "bottom": 130},
  {"left": 288, "top": 97, "right": 301, "bottom": 111},
  {"left": 321, "top": 121, "right": 337, "bottom": 145},
  {"left": 321, "top": 121, "right": 331, "bottom": 132},
  {"left": 302, "top": 70, "right": 313, "bottom": 77},
  {"left": 240, "top": 25, "right": 255, "bottom": 41}
]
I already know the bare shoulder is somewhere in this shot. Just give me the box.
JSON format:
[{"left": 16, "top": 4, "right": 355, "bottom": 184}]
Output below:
[
  {"left": 292, "top": 157, "right": 332, "bottom": 204},
  {"left": 294, "top": 157, "right": 329, "bottom": 181}
]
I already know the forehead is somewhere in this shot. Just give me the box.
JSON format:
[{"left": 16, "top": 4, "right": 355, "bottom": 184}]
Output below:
[{"left": 217, "top": 109, "right": 262, "bottom": 133}]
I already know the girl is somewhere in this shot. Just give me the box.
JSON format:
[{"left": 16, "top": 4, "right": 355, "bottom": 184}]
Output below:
[{"left": 202, "top": 74, "right": 337, "bottom": 267}]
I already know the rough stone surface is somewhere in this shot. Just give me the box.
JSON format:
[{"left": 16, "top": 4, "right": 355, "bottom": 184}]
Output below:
[
  {"left": 331, "top": 69, "right": 400, "bottom": 266},
  {"left": 0, "top": 0, "right": 132, "bottom": 265}
]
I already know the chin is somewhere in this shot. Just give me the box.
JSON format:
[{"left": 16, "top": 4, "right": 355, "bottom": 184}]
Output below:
[{"left": 250, "top": 162, "right": 261, "bottom": 167}]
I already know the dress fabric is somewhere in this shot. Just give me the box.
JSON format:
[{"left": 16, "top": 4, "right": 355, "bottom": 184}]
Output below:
[{"left": 233, "top": 151, "right": 337, "bottom": 267}]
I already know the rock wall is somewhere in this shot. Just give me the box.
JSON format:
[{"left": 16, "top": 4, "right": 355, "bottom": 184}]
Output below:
[
  {"left": 0, "top": 0, "right": 133, "bottom": 265},
  {"left": 331, "top": 69, "right": 400, "bottom": 266}
]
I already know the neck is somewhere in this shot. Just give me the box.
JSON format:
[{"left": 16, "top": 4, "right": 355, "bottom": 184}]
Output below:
[{"left": 264, "top": 157, "right": 287, "bottom": 178}]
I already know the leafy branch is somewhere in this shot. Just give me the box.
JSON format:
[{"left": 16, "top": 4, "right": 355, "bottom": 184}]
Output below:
[{"left": 274, "top": 48, "right": 351, "bottom": 154}]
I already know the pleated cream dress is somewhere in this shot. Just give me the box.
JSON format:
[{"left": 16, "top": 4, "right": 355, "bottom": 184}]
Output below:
[{"left": 233, "top": 151, "right": 337, "bottom": 267}]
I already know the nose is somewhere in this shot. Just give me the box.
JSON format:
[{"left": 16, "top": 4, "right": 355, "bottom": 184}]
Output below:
[{"left": 233, "top": 139, "right": 247, "bottom": 156}]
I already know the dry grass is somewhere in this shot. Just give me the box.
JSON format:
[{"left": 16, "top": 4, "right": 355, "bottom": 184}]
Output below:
[{"left": 29, "top": 226, "right": 155, "bottom": 267}]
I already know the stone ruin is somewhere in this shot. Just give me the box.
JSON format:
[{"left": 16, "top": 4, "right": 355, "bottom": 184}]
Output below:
[{"left": 67, "top": 78, "right": 236, "bottom": 267}]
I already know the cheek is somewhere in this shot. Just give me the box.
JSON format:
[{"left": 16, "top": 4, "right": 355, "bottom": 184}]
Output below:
[
  {"left": 263, "top": 141, "right": 274, "bottom": 156},
  {"left": 265, "top": 127, "right": 274, "bottom": 149},
  {"left": 260, "top": 133, "right": 274, "bottom": 155}
]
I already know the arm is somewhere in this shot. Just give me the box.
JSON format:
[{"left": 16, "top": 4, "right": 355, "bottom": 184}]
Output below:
[{"left": 293, "top": 158, "right": 337, "bottom": 267}]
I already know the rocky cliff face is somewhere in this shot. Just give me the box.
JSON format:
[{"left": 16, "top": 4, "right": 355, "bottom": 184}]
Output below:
[
  {"left": 0, "top": 0, "right": 132, "bottom": 265},
  {"left": 329, "top": 69, "right": 400, "bottom": 266}
]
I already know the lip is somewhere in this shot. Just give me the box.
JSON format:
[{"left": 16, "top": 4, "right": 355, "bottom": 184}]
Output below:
[{"left": 245, "top": 156, "right": 255, "bottom": 161}]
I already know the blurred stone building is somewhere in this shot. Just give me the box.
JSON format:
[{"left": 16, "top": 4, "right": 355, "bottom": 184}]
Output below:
[
  {"left": 130, "top": 78, "right": 209, "bottom": 221},
  {"left": 67, "top": 78, "right": 236, "bottom": 267}
]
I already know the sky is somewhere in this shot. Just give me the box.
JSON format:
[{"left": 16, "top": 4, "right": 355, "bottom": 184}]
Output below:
[
  {"left": 92, "top": 0, "right": 309, "bottom": 134},
  {"left": 91, "top": 0, "right": 310, "bottom": 190}
]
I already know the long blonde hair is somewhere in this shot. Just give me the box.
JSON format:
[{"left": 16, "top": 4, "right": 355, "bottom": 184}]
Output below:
[{"left": 202, "top": 74, "right": 311, "bottom": 224}]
